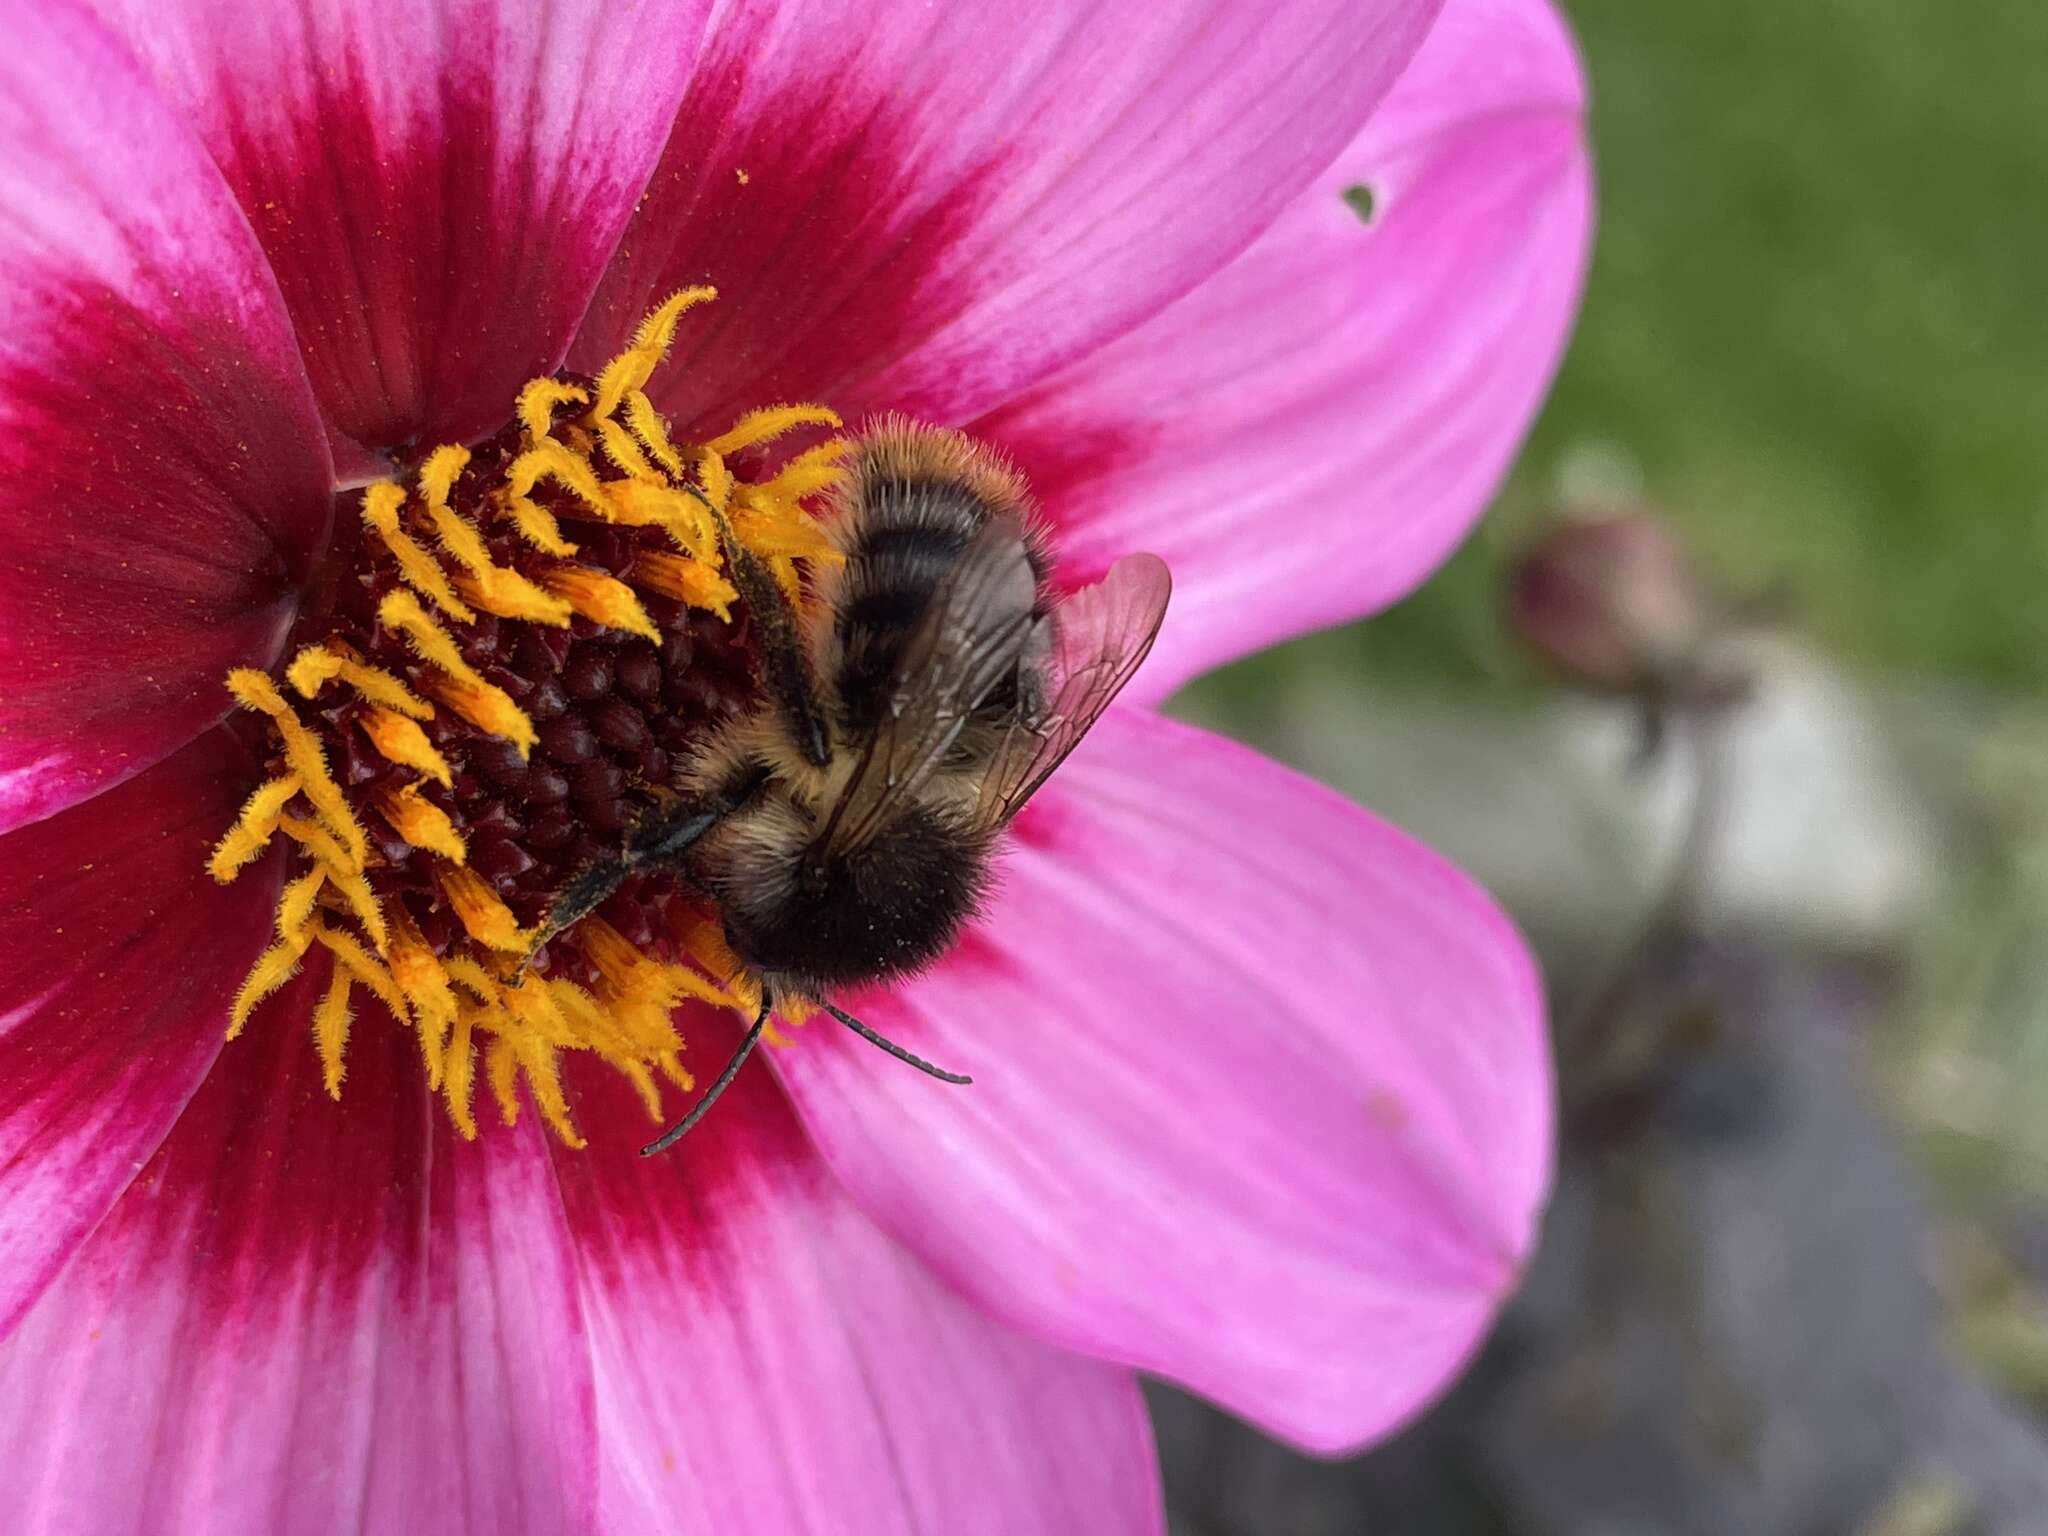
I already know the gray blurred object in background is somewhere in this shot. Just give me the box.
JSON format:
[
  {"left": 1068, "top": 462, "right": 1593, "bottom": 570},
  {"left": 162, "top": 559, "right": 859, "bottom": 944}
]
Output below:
[
  {"left": 1157, "top": 497, "right": 2048, "bottom": 1533},
  {"left": 1151, "top": 956, "right": 2048, "bottom": 1536}
]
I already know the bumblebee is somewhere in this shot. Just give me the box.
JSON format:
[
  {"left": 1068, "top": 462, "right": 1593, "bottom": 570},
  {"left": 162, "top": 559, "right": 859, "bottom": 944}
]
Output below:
[{"left": 543, "top": 418, "right": 1170, "bottom": 1153}]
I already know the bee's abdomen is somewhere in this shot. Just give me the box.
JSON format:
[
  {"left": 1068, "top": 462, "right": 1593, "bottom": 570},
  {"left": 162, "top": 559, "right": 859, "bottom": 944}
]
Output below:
[{"left": 834, "top": 478, "right": 995, "bottom": 732}]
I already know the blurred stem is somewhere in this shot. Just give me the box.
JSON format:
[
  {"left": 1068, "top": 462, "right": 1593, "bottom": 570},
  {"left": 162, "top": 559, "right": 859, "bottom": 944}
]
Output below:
[{"left": 1561, "top": 700, "right": 1731, "bottom": 1122}]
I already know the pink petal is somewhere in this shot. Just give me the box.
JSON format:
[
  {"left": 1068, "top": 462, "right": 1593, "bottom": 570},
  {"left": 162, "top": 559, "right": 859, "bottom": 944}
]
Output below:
[
  {"left": 975, "top": 0, "right": 1593, "bottom": 696},
  {"left": 0, "top": 0, "right": 334, "bottom": 832},
  {"left": 0, "top": 731, "right": 280, "bottom": 1337},
  {"left": 774, "top": 710, "right": 1553, "bottom": 1455},
  {"left": 550, "top": 1055, "right": 1162, "bottom": 1534},
  {"left": 92, "top": 0, "right": 714, "bottom": 458},
  {"left": 571, "top": 0, "right": 1438, "bottom": 435},
  {"left": 0, "top": 976, "right": 595, "bottom": 1535}
]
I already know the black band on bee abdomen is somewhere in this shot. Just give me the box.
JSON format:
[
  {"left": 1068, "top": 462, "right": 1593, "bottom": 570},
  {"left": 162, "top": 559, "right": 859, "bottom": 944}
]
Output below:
[{"left": 834, "top": 482, "right": 993, "bottom": 734}]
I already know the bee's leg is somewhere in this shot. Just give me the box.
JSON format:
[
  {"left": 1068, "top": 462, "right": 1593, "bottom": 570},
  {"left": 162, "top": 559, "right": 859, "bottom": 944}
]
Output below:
[
  {"left": 700, "top": 495, "right": 831, "bottom": 767},
  {"left": 630, "top": 805, "right": 725, "bottom": 863},
  {"left": 528, "top": 856, "right": 632, "bottom": 953},
  {"left": 640, "top": 989, "right": 774, "bottom": 1156}
]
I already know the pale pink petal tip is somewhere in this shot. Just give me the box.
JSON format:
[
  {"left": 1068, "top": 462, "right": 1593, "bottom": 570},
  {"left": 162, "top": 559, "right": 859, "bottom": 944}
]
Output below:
[
  {"left": 980, "top": 0, "right": 1594, "bottom": 697},
  {"left": 778, "top": 711, "right": 1553, "bottom": 1455}
]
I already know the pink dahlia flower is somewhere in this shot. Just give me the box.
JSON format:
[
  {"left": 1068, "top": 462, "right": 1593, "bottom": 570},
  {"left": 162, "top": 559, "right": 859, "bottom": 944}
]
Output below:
[{"left": 0, "top": 0, "right": 1588, "bottom": 1528}]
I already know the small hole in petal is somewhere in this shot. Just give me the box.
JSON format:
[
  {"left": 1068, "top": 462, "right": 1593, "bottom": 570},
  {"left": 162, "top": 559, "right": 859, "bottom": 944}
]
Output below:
[{"left": 1342, "top": 183, "right": 1378, "bottom": 225}]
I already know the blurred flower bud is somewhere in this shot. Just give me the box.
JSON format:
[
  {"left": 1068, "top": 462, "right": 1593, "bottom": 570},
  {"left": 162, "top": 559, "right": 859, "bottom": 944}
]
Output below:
[{"left": 1507, "top": 512, "right": 1708, "bottom": 695}]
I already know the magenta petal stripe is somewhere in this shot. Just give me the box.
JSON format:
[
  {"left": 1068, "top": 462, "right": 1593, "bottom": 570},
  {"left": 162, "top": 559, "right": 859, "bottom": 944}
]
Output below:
[
  {"left": 550, "top": 1054, "right": 1164, "bottom": 1536},
  {"left": 0, "top": 980, "right": 597, "bottom": 1536},
  {"left": 774, "top": 709, "right": 1553, "bottom": 1455},
  {"left": 91, "top": 0, "right": 716, "bottom": 459},
  {"left": 572, "top": 0, "right": 1442, "bottom": 438},
  {"left": 0, "top": 731, "right": 281, "bottom": 1340},
  {"left": 0, "top": 0, "right": 334, "bottom": 834},
  {"left": 977, "top": 0, "right": 1593, "bottom": 696}
]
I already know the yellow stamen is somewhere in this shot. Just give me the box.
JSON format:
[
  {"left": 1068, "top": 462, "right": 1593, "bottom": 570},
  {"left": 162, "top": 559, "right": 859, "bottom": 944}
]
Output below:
[
  {"left": 421, "top": 487, "right": 498, "bottom": 578},
  {"left": 377, "top": 590, "right": 542, "bottom": 747},
  {"left": 755, "top": 439, "right": 852, "bottom": 500},
  {"left": 538, "top": 565, "right": 660, "bottom": 641},
  {"left": 440, "top": 866, "right": 531, "bottom": 953},
  {"left": 286, "top": 645, "right": 433, "bottom": 719},
  {"left": 632, "top": 550, "right": 738, "bottom": 617},
  {"left": 277, "top": 815, "right": 387, "bottom": 951},
  {"left": 595, "top": 414, "right": 659, "bottom": 481},
  {"left": 208, "top": 774, "right": 302, "bottom": 882},
  {"left": 582, "top": 916, "right": 744, "bottom": 1014},
  {"left": 451, "top": 566, "right": 576, "bottom": 627},
  {"left": 227, "top": 670, "right": 369, "bottom": 870},
  {"left": 519, "top": 378, "right": 589, "bottom": 440},
  {"left": 589, "top": 287, "right": 715, "bottom": 421},
  {"left": 358, "top": 706, "right": 454, "bottom": 788},
  {"left": 486, "top": 1035, "right": 521, "bottom": 1127},
  {"left": 420, "top": 672, "right": 540, "bottom": 757},
  {"left": 444, "top": 1002, "right": 479, "bottom": 1139},
  {"left": 418, "top": 448, "right": 582, "bottom": 631},
  {"left": 310, "top": 923, "right": 412, "bottom": 1025},
  {"left": 375, "top": 783, "right": 467, "bottom": 863},
  {"left": 606, "top": 479, "right": 717, "bottom": 557},
  {"left": 695, "top": 448, "right": 735, "bottom": 513},
  {"left": 229, "top": 940, "right": 303, "bottom": 1039},
  {"left": 376, "top": 588, "right": 472, "bottom": 674},
  {"left": 314, "top": 965, "right": 353, "bottom": 1098},
  {"left": 496, "top": 980, "right": 585, "bottom": 1146},
  {"left": 418, "top": 444, "right": 470, "bottom": 510},
  {"left": 732, "top": 499, "right": 841, "bottom": 563},
  {"left": 388, "top": 907, "right": 457, "bottom": 1085},
  {"left": 625, "top": 389, "right": 687, "bottom": 476},
  {"left": 362, "top": 482, "right": 477, "bottom": 623},
  {"left": 506, "top": 438, "right": 617, "bottom": 522},
  {"left": 703, "top": 403, "right": 842, "bottom": 458},
  {"left": 276, "top": 866, "right": 327, "bottom": 939},
  {"left": 497, "top": 493, "right": 580, "bottom": 557}
]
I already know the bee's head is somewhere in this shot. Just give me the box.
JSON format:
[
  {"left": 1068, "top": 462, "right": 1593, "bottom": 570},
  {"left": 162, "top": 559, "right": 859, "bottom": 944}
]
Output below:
[{"left": 698, "top": 790, "right": 993, "bottom": 996}]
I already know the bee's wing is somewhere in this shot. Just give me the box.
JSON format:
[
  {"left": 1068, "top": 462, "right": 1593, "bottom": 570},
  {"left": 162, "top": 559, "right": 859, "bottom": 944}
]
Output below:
[
  {"left": 975, "top": 551, "right": 1171, "bottom": 831},
  {"left": 820, "top": 517, "right": 1045, "bottom": 853}
]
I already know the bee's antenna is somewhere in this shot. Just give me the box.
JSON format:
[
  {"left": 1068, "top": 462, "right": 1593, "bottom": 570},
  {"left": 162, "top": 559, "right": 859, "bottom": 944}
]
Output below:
[
  {"left": 821, "top": 1001, "right": 973, "bottom": 1085},
  {"left": 640, "top": 990, "right": 774, "bottom": 1157}
]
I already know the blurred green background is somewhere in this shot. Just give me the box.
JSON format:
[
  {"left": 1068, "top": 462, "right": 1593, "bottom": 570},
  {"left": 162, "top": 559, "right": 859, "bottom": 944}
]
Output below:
[{"left": 1204, "top": 0, "right": 2048, "bottom": 700}]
